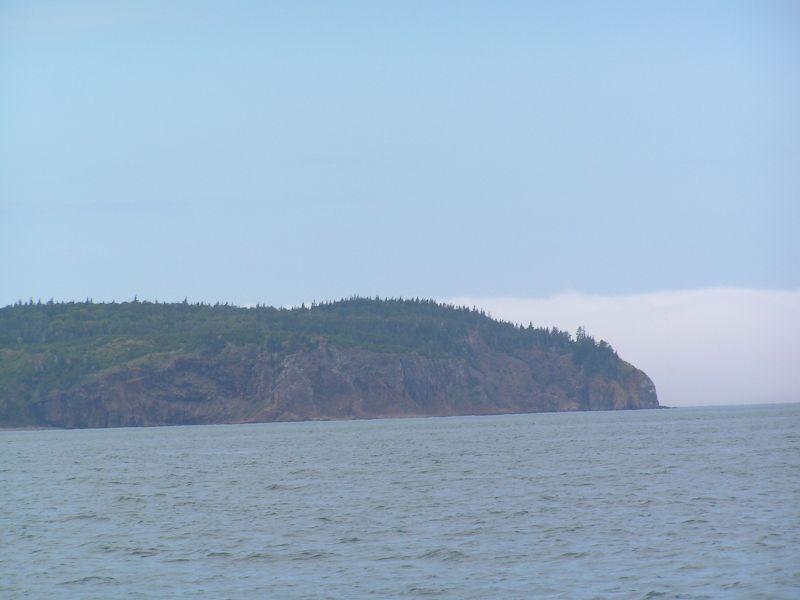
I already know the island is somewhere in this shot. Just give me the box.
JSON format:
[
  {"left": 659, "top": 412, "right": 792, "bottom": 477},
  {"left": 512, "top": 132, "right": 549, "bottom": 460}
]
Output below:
[{"left": 0, "top": 297, "right": 658, "bottom": 428}]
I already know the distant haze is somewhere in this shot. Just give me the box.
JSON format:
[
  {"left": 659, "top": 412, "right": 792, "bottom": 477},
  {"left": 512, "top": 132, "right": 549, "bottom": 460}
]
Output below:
[{"left": 447, "top": 289, "right": 800, "bottom": 407}]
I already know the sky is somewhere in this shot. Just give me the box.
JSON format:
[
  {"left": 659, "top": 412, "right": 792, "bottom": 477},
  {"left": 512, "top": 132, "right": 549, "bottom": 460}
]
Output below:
[{"left": 1, "top": 1, "right": 798, "bottom": 406}]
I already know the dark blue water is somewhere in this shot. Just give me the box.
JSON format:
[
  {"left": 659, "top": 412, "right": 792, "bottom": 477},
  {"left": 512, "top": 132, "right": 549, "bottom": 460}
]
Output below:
[{"left": 2, "top": 404, "right": 798, "bottom": 599}]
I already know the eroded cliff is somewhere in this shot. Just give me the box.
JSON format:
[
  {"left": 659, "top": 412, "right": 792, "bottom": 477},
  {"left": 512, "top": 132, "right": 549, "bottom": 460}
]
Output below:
[{"left": 0, "top": 298, "right": 658, "bottom": 428}]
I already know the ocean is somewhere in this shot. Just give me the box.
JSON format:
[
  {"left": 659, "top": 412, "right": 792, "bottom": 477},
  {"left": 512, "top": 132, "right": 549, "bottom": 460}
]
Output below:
[{"left": 2, "top": 404, "right": 798, "bottom": 599}]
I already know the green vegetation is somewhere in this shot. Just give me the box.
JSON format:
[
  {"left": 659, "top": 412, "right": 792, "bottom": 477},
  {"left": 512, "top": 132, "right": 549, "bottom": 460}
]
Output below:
[{"left": 0, "top": 297, "right": 621, "bottom": 423}]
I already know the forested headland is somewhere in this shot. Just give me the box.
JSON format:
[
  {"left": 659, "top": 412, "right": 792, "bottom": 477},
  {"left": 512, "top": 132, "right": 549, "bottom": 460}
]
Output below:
[{"left": 0, "top": 297, "right": 658, "bottom": 428}]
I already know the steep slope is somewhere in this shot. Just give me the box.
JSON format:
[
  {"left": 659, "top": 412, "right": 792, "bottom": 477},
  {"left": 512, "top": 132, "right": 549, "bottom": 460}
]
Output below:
[{"left": 0, "top": 298, "right": 658, "bottom": 428}]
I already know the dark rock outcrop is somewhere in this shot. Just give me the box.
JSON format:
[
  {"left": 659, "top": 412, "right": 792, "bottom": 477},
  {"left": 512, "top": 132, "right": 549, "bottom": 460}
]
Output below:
[{"left": 25, "top": 340, "right": 657, "bottom": 429}]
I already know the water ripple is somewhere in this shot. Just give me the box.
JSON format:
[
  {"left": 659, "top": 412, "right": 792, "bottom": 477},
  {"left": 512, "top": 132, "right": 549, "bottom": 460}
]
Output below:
[{"left": 2, "top": 404, "right": 798, "bottom": 599}]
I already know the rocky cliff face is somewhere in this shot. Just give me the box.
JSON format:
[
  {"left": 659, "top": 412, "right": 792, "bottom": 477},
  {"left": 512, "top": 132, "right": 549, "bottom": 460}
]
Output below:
[
  {"left": 0, "top": 299, "right": 659, "bottom": 428},
  {"left": 26, "top": 339, "right": 658, "bottom": 429}
]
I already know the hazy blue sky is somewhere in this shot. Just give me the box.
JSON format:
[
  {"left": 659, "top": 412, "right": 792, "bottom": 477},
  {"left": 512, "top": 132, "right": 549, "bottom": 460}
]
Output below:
[{"left": 1, "top": 1, "right": 798, "bottom": 404}]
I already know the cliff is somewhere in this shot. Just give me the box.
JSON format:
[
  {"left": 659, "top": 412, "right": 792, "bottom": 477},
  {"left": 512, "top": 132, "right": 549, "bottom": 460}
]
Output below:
[{"left": 0, "top": 298, "right": 658, "bottom": 428}]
